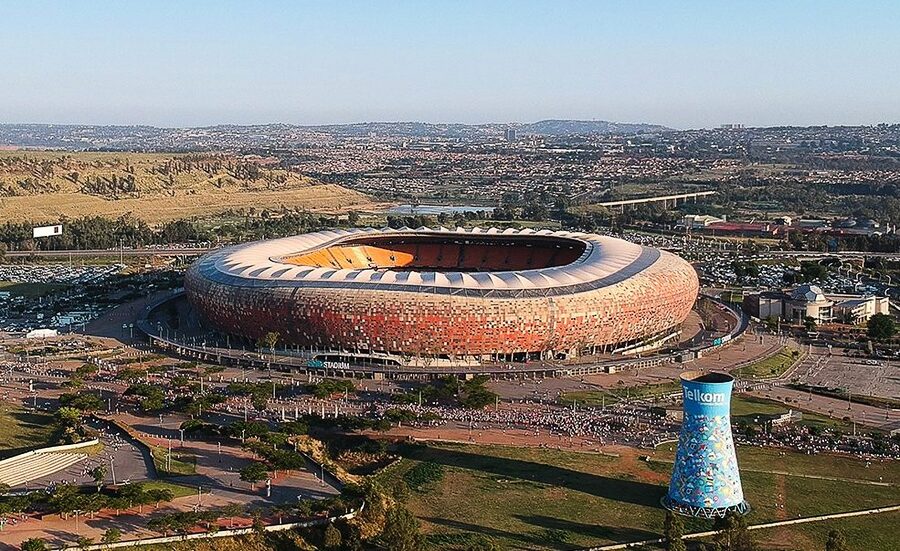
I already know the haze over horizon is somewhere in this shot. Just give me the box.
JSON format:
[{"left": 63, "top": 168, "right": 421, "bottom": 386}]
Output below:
[{"left": 3, "top": 0, "right": 900, "bottom": 129}]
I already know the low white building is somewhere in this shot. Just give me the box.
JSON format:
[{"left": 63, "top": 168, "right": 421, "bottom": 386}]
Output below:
[
  {"left": 683, "top": 214, "right": 726, "bottom": 229},
  {"left": 26, "top": 328, "right": 58, "bottom": 339},
  {"left": 744, "top": 284, "right": 889, "bottom": 324}
]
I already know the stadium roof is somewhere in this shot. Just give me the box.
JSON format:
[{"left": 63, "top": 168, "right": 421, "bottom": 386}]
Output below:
[{"left": 194, "top": 227, "right": 663, "bottom": 297}]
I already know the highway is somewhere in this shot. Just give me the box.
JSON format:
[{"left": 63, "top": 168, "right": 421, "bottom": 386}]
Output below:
[{"left": 4, "top": 247, "right": 212, "bottom": 258}]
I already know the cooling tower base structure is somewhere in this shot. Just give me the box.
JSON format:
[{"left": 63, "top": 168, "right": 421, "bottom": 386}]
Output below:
[
  {"left": 661, "top": 496, "right": 750, "bottom": 519},
  {"left": 185, "top": 227, "right": 699, "bottom": 362},
  {"left": 663, "top": 371, "right": 749, "bottom": 518}
]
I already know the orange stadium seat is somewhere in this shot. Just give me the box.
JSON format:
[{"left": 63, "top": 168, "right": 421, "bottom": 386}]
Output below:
[{"left": 283, "top": 239, "right": 582, "bottom": 271}]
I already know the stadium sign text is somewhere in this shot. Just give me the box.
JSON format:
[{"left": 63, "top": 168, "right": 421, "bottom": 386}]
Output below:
[{"left": 684, "top": 388, "right": 726, "bottom": 404}]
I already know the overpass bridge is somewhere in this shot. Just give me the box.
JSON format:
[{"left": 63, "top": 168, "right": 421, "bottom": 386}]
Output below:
[{"left": 598, "top": 190, "right": 716, "bottom": 211}]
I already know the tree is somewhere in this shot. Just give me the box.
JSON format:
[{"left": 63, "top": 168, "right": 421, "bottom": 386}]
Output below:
[
  {"left": 54, "top": 407, "right": 82, "bottom": 430},
  {"left": 240, "top": 461, "right": 269, "bottom": 489},
  {"left": 82, "top": 493, "right": 105, "bottom": 519},
  {"left": 323, "top": 522, "right": 342, "bottom": 549},
  {"left": 47, "top": 483, "right": 82, "bottom": 517},
  {"left": 221, "top": 503, "right": 244, "bottom": 528},
  {"left": 664, "top": 511, "right": 687, "bottom": 551},
  {"left": 76, "top": 536, "right": 94, "bottom": 550},
  {"left": 59, "top": 392, "right": 104, "bottom": 412},
  {"left": 20, "top": 539, "right": 48, "bottom": 551},
  {"left": 379, "top": 506, "right": 426, "bottom": 551},
  {"left": 90, "top": 466, "right": 107, "bottom": 492},
  {"left": 803, "top": 316, "right": 818, "bottom": 334},
  {"left": 146, "top": 487, "right": 175, "bottom": 508},
  {"left": 713, "top": 512, "right": 756, "bottom": 551},
  {"left": 867, "top": 313, "right": 895, "bottom": 340},
  {"left": 799, "top": 262, "right": 828, "bottom": 282},
  {"left": 251, "top": 511, "right": 266, "bottom": 534},
  {"left": 269, "top": 503, "right": 292, "bottom": 524},
  {"left": 101, "top": 527, "right": 122, "bottom": 546},
  {"left": 259, "top": 331, "right": 280, "bottom": 353},
  {"left": 825, "top": 529, "right": 849, "bottom": 551},
  {"left": 119, "top": 483, "right": 153, "bottom": 513}
]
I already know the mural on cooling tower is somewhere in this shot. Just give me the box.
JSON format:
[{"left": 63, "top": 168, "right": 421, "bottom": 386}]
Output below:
[{"left": 666, "top": 372, "right": 746, "bottom": 513}]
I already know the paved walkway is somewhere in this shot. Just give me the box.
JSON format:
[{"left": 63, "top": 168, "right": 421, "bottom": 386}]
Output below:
[{"left": 585, "top": 504, "right": 900, "bottom": 550}]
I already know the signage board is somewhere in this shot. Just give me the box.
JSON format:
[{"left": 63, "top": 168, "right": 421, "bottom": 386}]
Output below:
[{"left": 33, "top": 225, "right": 63, "bottom": 238}]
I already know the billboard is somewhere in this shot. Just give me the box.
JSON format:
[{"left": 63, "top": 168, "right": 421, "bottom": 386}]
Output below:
[
  {"left": 33, "top": 225, "right": 63, "bottom": 238},
  {"left": 663, "top": 371, "right": 749, "bottom": 518}
]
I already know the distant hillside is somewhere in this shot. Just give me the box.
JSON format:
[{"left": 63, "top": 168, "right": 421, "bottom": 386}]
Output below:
[
  {"left": 0, "top": 119, "right": 671, "bottom": 149},
  {"left": 309, "top": 119, "right": 672, "bottom": 138},
  {"left": 520, "top": 119, "right": 672, "bottom": 136},
  {"left": 0, "top": 151, "right": 373, "bottom": 223}
]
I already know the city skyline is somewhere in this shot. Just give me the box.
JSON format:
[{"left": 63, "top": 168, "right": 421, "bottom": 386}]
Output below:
[{"left": 3, "top": 0, "right": 900, "bottom": 129}]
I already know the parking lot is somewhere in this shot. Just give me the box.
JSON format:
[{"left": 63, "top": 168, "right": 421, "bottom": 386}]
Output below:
[
  {"left": 795, "top": 346, "right": 900, "bottom": 400},
  {"left": 0, "top": 263, "right": 181, "bottom": 334}
]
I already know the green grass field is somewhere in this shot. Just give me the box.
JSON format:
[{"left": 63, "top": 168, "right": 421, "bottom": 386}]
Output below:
[
  {"left": 652, "top": 443, "right": 898, "bottom": 485},
  {"left": 139, "top": 479, "right": 200, "bottom": 499},
  {"left": 721, "top": 289, "right": 745, "bottom": 303},
  {"left": 731, "top": 395, "right": 854, "bottom": 433},
  {"left": 0, "top": 405, "right": 54, "bottom": 458},
  {"left": 734, "top": 346, "right": 800, "bottom": 379},
  {"left": 149, "top": 445, "right": 197, "bottom": 476},
  {"left": 763, "top": 510, "right": 900, "bottom": 551},
  {"left": 376, "top": 442, "right": 900, "bottom": 551}
]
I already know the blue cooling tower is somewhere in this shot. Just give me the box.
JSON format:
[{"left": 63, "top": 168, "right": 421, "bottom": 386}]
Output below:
[{"left": 663, "top": 371, "right": 749, "bottom": 518}]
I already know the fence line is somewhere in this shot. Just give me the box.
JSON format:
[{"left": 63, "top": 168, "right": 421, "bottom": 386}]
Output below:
[{"left": 582, "top": 504, "right": 900, "bottom": 550}]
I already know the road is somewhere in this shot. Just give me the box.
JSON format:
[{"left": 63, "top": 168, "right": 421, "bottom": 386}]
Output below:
[{"left": 4, "top": 247, "right": 211, "bottom": 258}]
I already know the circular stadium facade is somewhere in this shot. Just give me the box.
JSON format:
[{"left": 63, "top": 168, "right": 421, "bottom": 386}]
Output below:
[{"left": 184, "top": 227, "right": 699, "bottom": 360}]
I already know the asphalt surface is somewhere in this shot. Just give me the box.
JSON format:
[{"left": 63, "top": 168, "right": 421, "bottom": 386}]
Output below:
[
  {"left": 14, "top": 418, "right": 152, "bottom": 491},
  {"left": 793, "top": 346, "right": 900, "bottom": 400}
]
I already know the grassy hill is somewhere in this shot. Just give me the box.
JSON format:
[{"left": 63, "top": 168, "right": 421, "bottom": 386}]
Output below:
[{"left": 0, "top": 151, "right": 374, "bottom": 223}]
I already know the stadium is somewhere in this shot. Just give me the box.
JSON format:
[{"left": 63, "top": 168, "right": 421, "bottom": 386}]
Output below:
[{"left": 184, "top": 227, "right": 699, "bottom": 364}]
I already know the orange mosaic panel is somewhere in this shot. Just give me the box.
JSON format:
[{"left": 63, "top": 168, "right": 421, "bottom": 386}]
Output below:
[{"left": 184, "top": 249, "right": 699, "bottom": 357}]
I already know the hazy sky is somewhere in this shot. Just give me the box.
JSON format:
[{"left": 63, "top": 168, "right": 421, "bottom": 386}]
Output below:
[{"left": 2, "top": 1, "right": 899, "bottom": 129}]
